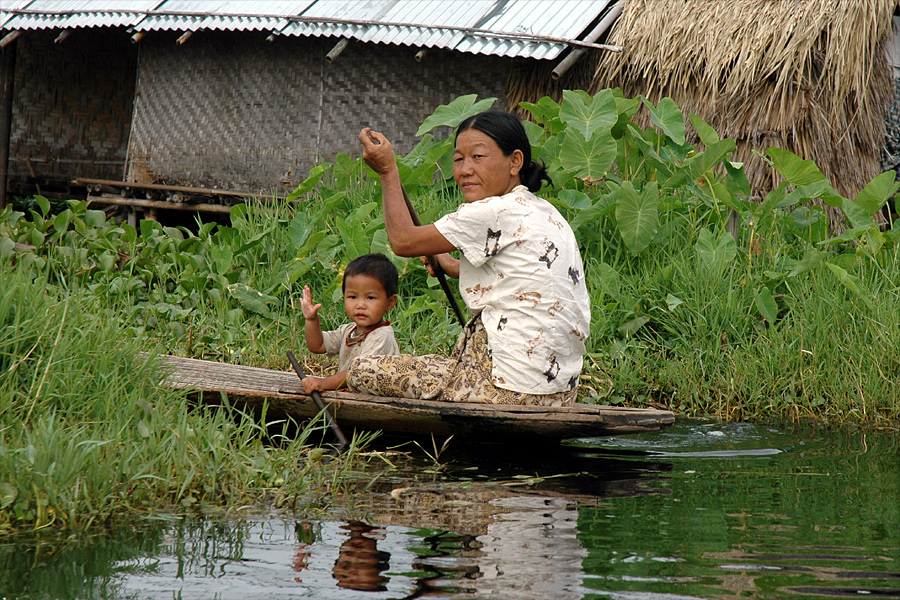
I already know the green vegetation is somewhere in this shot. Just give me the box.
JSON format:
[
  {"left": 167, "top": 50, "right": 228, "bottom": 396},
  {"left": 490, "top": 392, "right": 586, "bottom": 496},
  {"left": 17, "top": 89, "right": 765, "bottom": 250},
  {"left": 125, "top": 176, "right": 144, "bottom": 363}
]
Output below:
[{"left": 1, "top": 90, "right": 898, "bottom": 533}]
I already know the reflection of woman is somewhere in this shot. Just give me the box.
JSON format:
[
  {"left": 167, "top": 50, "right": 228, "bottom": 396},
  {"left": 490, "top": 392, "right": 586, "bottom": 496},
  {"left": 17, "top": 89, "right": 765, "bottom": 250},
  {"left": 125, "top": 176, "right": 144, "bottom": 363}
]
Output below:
[
  {"left": 332, "top": 521, "right": 390, "bottom": 591},
  {"left": 352, "top": 111, "right": 590, "bottom": 406}
]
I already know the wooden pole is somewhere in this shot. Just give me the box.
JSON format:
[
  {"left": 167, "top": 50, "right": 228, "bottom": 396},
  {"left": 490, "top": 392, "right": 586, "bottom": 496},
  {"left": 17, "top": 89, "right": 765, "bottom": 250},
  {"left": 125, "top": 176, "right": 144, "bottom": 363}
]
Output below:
[
  {"left": 0, "top": 37, "right": 16, "bottom": 211},
  {"left": 400, "top": 186, "right": 466, "bottom": 327},
  {"left": 286, "top": 351, "right": 348, "bottom": 449},
  {"left": 87, "top": 193, "right": 234, "bottom": 214}
]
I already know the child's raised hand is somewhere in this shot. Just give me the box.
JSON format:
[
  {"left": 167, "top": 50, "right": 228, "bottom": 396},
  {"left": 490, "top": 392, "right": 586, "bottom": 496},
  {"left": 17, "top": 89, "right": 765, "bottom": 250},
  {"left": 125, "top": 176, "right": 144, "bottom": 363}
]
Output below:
[{"left": 300, "top": 285, "right": 322, "bottom": 320}]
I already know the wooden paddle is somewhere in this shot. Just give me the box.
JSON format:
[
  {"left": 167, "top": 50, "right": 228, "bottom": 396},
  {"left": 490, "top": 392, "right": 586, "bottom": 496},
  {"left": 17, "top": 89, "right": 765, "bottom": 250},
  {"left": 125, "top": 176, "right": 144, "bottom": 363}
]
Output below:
[
  {"left": 400, "top": 185, "right": 466, "bottom": 327},
  {"left": 286, "top": 350, "right": 348, "bottom": 449}
]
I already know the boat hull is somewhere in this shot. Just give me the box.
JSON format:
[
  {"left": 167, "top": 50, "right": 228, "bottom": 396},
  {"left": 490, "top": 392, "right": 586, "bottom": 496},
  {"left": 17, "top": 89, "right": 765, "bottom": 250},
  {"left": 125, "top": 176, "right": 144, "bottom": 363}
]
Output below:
[{"left": 157, "top": 355, "right": 675, "bottom": 440}]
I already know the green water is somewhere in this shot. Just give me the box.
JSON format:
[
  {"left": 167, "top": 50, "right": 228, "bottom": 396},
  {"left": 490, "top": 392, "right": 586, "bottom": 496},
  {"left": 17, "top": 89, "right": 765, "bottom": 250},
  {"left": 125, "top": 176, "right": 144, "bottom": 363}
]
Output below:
[{"left": 1, "top": 421, "right": 897, "bottom": 599}]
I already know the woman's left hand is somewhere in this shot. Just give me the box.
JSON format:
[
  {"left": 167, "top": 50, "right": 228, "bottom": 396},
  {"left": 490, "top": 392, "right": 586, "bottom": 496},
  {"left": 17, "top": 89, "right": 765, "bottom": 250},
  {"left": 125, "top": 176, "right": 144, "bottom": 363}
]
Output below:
[
  {"left": 421, "top": 253, "right": 460, "bottom": 278},
  {"left": 358, "top": 128, "right": 397, "bottom": 176}
]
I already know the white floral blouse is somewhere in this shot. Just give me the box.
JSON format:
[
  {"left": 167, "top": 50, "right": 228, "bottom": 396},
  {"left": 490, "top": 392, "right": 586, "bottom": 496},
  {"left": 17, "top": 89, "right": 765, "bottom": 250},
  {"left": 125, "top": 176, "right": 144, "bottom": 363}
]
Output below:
[{"left": 434, "top": 185, "right": 591, "bottom": 394}]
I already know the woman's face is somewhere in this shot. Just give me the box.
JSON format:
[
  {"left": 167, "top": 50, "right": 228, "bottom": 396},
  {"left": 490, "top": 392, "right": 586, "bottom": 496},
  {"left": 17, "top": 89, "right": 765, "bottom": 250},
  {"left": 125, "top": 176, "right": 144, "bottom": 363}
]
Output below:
[{"left": 453, "top": 129, "right": 523, "bottom": 202}]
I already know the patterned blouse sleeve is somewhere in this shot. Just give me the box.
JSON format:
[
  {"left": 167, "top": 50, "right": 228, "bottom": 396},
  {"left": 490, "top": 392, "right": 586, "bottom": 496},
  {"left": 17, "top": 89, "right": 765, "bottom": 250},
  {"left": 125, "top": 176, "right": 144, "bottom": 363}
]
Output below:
[{"left": 434, "top": 200, "right": 501, "bottom": 268}]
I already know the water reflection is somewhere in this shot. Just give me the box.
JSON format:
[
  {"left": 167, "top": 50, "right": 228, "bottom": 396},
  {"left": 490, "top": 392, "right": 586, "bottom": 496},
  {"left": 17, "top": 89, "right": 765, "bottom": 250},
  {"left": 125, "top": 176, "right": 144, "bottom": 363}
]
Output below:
[
  {"left": 332, "top": 521, "right": 391, "bottom": 591},
  {"left": 1, "top": 422, "right": 898, "bottom": 600}
]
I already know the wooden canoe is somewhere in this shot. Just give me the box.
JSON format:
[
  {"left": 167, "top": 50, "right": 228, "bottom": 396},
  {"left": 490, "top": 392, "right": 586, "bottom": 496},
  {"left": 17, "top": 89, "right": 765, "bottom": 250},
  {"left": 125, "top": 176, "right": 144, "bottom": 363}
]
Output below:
[{"left": 156, "top": 355, "right": 675, "bottom": 441}]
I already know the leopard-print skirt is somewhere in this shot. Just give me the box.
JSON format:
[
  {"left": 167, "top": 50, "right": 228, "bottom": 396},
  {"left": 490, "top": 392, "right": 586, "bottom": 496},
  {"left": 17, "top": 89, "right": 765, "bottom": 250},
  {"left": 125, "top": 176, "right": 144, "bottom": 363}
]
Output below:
[{"left": 346, "top": 315, "right": 576, "bottom": 407}]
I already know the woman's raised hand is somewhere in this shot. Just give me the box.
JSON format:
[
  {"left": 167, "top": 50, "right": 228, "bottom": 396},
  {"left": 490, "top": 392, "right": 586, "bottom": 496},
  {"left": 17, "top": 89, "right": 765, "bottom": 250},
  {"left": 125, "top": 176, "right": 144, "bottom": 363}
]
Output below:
[{"left": 358, "top": 128, "right": 397, "bottom": 176}]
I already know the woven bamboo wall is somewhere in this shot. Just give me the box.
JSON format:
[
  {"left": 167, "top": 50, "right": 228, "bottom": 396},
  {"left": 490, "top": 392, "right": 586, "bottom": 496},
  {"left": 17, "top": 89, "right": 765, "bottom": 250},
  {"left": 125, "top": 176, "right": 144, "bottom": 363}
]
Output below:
[
  {"left": 127, "top": 31, "right": 515, "bottom": 194},
  {"left": 10, "top": 29, "right": 137, "bottom": 183}
]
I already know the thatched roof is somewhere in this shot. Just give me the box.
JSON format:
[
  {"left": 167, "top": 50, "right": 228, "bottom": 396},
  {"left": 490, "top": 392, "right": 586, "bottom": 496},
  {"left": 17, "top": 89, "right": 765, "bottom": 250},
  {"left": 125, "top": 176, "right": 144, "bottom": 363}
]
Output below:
[{"left": 586, "top": 0, "right": 899, "bottom": 228}]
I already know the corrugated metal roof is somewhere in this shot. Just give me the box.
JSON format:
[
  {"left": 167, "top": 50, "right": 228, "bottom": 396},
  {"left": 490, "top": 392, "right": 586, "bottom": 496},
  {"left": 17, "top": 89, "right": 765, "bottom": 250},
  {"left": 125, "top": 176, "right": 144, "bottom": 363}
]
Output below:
[
  {"left": 0, "top": 0, "right": 620, "bottom": 60},
  {"left": 132, "top": 0, "right": 314, "bottom": 32},
  {"left": 1, "top": 0, "right": 159, "bottom": 30},
  {"left": 279, "top": 0, "right": 615, "bottom": 60}
]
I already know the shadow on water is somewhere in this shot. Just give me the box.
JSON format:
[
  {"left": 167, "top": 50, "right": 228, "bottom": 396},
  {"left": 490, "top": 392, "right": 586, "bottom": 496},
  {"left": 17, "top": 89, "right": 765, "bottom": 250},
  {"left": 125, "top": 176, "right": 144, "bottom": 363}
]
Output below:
[{"left": 1, "top": 420, "right": 898, "bottom": 599}]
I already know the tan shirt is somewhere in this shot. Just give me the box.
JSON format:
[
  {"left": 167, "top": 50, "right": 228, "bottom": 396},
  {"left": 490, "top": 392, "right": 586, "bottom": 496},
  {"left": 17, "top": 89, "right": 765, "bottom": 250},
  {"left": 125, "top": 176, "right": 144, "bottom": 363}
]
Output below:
[
  {"left": 435, "top": 185, "right": 591, "bottom": 394},
  {"left": 322, "top": 322, "right": 400, "bottom": 372}
]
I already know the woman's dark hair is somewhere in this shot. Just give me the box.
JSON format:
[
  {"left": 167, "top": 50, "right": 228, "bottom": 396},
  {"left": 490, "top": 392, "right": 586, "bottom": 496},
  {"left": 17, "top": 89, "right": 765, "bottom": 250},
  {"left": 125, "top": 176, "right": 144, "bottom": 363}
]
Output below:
[
  {"left": 455, "top": 111, "right": 553, "bottom": 193},
  {"left": 343, "top": 253, "right": 399, "bottom": 297}
]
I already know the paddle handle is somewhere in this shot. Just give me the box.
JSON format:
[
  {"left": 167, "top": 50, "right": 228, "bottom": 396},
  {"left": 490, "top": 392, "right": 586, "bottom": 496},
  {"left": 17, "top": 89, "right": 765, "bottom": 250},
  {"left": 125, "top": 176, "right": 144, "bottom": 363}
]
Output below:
[
  {"left": 286, "top": 351, "right": 348, "bottom": 448},
  {"left": 399, "top": 186, "right": 466, "bottom": 327}
]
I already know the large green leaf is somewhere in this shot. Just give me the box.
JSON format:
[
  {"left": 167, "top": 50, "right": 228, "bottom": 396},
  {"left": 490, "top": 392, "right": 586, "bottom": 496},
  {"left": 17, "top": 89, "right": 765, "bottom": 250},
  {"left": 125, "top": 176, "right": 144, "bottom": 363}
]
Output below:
[
  {"left": 520, "top": 96, "right": 561, "bottom": 128},
  {"left": 558, "top": 129, "right": 617, "bottom": 180},
  {"left": 642, "top": 96, "right": 685, "bottom": 145},
  {"left": 286, "top": 164, "right": 327, "bottom": 201},
  {"left": 695, "top": 227, "right": 737, "bottom": 276},
  {"left": 754, "top": 286, "right": 778, "bottom": 326},
  {"left": 235, "top": 225, "right": 275, "bottom": 255},
  {"left": 35, "top": 195, "right": 50, "bottom": 217},
  {"left": 559, "top": 89, "right": 617, "bottom": 141},
  {"left": 595, "top": 262, "right": 621, "bottom": 300},
  {"left": 84, "top": 209, "right": 107, "bottom": 228},
  {"left": 723, "top": 160, "right": 752, "bottom": 198},
  {"left": 228, "top": 283, "right": 279, "bottom": 318},
  {"left": 853, "top": 170, "right": 899, "bottom": 216},
  {"left": 616, "top": 181, "right": 659, "bottom": 255},
  {"left": 0, "top": 482, "right": 17, "bottom": 510},
  {"left": 628, "top": 129, "right": 674, "bottom": 181},
  {"left": 0, "top": 236, "right": 14, "bottom": 259},
  {"left": 210, "top": 246, "right": 233, "bottom": 274},
  {"left": 825, "top": 262, "right": 872, "bottom": 308},
  {"left": 288, "top": 212, "right": 313, "bottom": 250},
  {"left": 788, "top": 248, "right": 826, "bottom": 277},
  {"left": 555, "top": 189, "right": 593, "bottom": 211},
  {"left": 416, "top": 95, "right": 497, "bottom": 136},
  {"left": 618, "top": 316, "right": 649, "bottom": 337},
  {"left": 819, "top": 225, "right": 871, "bottom": 246},
  {"left": 751, "top": 182, "right": 787, "bottom": 234},
  {"left": 766, "top": 148, "right": 827, "bottom": 185},
  {"left": 684, "top": 139, "right": 736, "bottom": 179},
  {"left": 688, "top": 113, "right": 720, "bottom": 146},
  {"left": 336, "top": 217, "right": 370, "bottom": 258},
  {"left": 777, "top": 180, "right": 842, "bottom": 209},
  {"left": 369, "top": 228, "right": 405, "bottom": 271},
  {"left": 864, "top": 226, "right": 886, "bottom": 255},
  {"left": 569, "top": 190, "right": 617, "bottom": 233},
  {"left": 841, "top": 197, "right": 874, "bottom": 229}
]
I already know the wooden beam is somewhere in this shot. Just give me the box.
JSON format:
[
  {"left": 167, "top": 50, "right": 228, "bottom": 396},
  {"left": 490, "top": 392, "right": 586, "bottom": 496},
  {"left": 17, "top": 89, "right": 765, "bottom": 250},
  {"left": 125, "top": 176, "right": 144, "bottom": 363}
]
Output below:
[
  {"left": 87, "top": 193, "right": 234, "bottom": 214},
  {"left": 75, "top": 177, "right": 255, "bottom": 198}
]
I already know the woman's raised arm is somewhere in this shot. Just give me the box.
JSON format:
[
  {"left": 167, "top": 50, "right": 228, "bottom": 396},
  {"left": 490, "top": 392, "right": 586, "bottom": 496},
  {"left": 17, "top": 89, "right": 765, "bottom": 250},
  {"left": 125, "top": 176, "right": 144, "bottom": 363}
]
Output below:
[{"left": 359, "top": 128, "right": 456, "bottom": 258}]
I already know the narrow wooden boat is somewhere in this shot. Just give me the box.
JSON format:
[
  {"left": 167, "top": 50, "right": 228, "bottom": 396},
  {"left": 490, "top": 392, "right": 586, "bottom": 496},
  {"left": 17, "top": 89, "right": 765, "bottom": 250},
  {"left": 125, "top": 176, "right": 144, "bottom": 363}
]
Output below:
[{"left": 157, "top": 355, "right": 675, "bottom": 441}]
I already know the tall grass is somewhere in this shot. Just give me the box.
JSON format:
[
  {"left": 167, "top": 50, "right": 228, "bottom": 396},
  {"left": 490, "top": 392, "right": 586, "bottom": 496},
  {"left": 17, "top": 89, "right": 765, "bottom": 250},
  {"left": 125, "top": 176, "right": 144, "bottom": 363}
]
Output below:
[
  {"left": 0, "top": 266, "right": 372, "bottom": 533},
  {"left": 584, "top": 234, "right": 900, "bottom": 424}
]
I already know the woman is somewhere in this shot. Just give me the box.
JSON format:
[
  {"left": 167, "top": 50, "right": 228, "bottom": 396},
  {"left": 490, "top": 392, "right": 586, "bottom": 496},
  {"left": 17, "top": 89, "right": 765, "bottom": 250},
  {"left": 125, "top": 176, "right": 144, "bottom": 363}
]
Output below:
[{"left": 352, "top": 111, "right": 590, "bottom": 406}]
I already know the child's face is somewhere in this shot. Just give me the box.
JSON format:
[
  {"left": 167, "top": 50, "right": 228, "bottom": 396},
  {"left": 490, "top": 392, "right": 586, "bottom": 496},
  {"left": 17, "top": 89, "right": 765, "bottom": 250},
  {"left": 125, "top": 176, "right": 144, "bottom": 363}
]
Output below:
[{"left": 343, "top": 273, "right": 397, "bottom": 333}]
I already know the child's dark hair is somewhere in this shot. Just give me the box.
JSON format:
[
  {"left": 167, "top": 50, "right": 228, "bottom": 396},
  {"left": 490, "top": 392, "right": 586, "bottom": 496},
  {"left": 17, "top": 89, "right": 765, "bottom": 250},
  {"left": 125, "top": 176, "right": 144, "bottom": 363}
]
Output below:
[
  {"left": 343, "top": 253, "right": 399, "bottom": 297},
  {"left": 455, "top": 110, "right": 553, "bottom": 193}
]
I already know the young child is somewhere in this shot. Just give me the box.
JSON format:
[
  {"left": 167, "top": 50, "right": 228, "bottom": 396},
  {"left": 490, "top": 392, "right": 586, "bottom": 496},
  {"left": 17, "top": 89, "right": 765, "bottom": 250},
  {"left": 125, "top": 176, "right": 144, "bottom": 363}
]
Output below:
[{"left": 300, "top": 253, "right": 400, "bottom": 392}]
